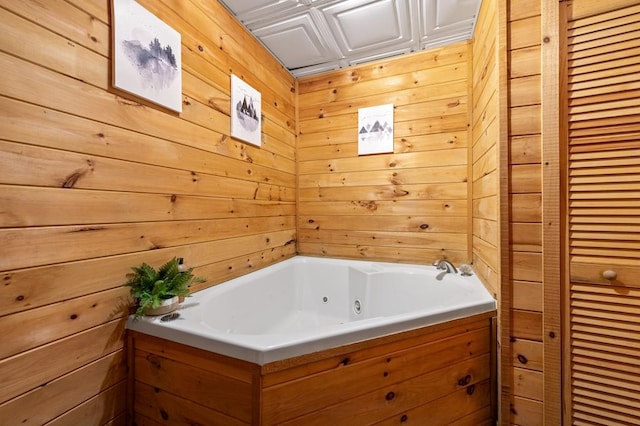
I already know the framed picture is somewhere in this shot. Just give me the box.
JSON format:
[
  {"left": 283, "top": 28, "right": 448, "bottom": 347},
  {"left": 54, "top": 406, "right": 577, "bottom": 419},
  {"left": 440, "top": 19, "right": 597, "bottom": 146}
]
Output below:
[
  {"left": 112, "top": 0, "right": 182, "bottom": 112},
  {"left": 358, "top": 104, "right": 394, "bottom": 155},
  {"left": 231, "top": 74, "right": 262, "bottom": 147}
]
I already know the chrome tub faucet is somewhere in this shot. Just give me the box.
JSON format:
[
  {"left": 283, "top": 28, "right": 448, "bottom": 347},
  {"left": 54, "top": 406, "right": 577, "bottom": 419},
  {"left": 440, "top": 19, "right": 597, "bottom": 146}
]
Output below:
[{"left": 433, "top": 259, "right": 458, "bottom": 274}]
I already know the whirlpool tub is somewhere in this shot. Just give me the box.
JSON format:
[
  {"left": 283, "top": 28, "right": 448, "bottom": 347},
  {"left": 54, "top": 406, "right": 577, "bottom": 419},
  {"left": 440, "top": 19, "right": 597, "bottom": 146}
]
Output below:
[{"left": 127, "top": 256, "right": 497, "bottom": 425}]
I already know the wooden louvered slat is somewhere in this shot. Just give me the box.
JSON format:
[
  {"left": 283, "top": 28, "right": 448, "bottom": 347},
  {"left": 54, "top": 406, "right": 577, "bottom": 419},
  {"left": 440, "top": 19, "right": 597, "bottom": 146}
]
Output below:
[
  {"left": 570, "top": 149, "right": 640, "bottom": 164},
  {"left": 569, "top": 106, "right": 640, "bottom": 124},
  {"left": 570, "top": 141, "right": 640, "bottom": 154},
  {"left": 572, "top": 369, "right": 638, "bottom": 397},
  {"left": 571, "top": 308, "right": 640, "bottom": 327},
  {"left": 573, "top": 377, "right": 640, "bottom": 402},
  {"left": 569, "top": 16, "right": 640, "bottom": 44},
  {"left": 570, "top": 165, "right": 640, "bottom": 175},
  {"left": 569, "top": 80, "right": 640, "bottom": 102},
  {"left": 568, "top": 28, "right": 640, "bottom": 54},
  {"left": 571, "top": 216, "right": 640, "bottom": 223},
  {"left": 570, "top": 249, "right": 640, "bottom": 260},
  {"left": 573, "top": 357, "right": 640, "bottom": 380},
  {"left": 573, "top": 343, "right": 640, "bottom": 362},
  {"left": 569, "top": 98, "right": 640, "bottom": 116},
  {"left": 572, "top": 232, "right": 640, "bottom": 242},
  {"left": 569, "top": 28, "right": 640, "bottom": 55},
  {"left": 569, "top": 89, "right": 640, "bottom": 109},
  {"left": 568, "top": 5, "right": 640, "bottom": 33},
  {"left": 569, "top": 115, "right": 640, "bottom": 132},
  {"left": 569, "top": 46, "right": 640, "bottom": 73},
  {"left": 569, "top": 122, "right": 640, "bottom": 138},
  {"left": 568, "top": 60, "right": 640, "bottom": 85},
  {"left": 573, "top": 376, "right": 638, "bottom": 400},
  {"left": 571, "top": 181, "right": 638, "bottom": 191},
  {"left": 572, "top": 329, "right": 640, "bottom": 349},
  {"left": 572, "top": 295, "right": 640, "bottom": 312},
  {"left": 567, "top": 4, "right": 640, "bottom": 30},
  {"left": 573, "top": 418, "right": 619, "bottom": 426},
  {"left": 571, "top": 224, "right": 640, "bottom": 233},
  {"left": 569, "top": 69, "right": 640, "bottom": 92},
  {"left": 574, "top": 411, "right": 637, "bottom": 426},
  {"left": 572, "top": 245, "right": 640, "bottom": 256},
  {"left": 572, "top": 374, "right": 640, "bottom": 397},
  {"left": 569, "top": 22, "right": 640, "bottom": 44},
  {"left": 573, "top": 402, "right": 640, "bottom": 425},
  {"left": 571, "top": 191, "right": 640, "bottom": 200},
  {"left": 573, "top": 387, "right": 640, "bottom": 410},
  {"left": 567, "top": 1, "right": 640, "bottom": 31},
  {"left": 570, "top": 68, "right": 640, "bottom": 87},
  {"left": 571, "top": 281, "right": 640, "bottom": 295},
  {"left": 572, "top": 283, "right": 640, "bottom": 299},
  {"left": 570, "top": 177, "right": 640, "bottom": 187},
  {"left": 572, "top": 256, "right": 640, "bottom": 267},
  {"left": 574, "top": 385, "right": 640, "bottom": 408},
  {"left": 572, "top": 298, "right": 640, "bottom": 314},
  {"left": 569, "top": 38, "right": 640, "bottom": 66},
  {"left": 569, "top": 207, "right": 640, "bottom": 216},
  {"left": 570, "top": 316, "right": 640, "bottom": 334}
]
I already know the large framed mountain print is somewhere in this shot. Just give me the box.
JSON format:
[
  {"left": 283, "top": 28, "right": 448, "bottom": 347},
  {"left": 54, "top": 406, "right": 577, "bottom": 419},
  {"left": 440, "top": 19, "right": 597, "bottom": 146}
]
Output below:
[{"left": 112, "top": 0, "right": 182, "bottom": 112}]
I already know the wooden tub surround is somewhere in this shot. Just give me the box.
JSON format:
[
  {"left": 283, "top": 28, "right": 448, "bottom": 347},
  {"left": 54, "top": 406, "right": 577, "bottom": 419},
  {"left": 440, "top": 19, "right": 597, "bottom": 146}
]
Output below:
[{"left": 128, "top": 312, "right": 496, "bottom": 425}]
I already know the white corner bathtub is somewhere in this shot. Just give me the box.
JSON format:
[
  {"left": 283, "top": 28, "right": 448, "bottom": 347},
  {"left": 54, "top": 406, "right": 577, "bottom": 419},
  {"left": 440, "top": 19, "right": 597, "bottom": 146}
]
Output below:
[{"left": 126, "top": 256, "right": 496, "bottom": 365}]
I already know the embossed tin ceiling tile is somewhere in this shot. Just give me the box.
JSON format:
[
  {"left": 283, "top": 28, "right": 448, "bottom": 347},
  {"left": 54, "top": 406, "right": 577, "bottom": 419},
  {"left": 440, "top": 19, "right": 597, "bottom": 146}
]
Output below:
[
  {"left": 224, "top": 0, "right": 303, "bottom": 20},
  {"left": 321, "top": 0, "right": 414, "bottom": 55},
  {"left": 434, "top": 0, "right": 478, "bottom": 27},
  {"left": 219, "top": 0, "right": 482, "bottom": 76},
  {"left": 291, "top": 62, "right": 342, "bottom": 77},
  {"left": 347, "top": 46, "right": 414, "bottom": 66},
  {"left": 252, "top": 12, "right": 342, "bottom": 69},
  {"left": 420, "top": 0, "right": 479, "bottom": 46}
]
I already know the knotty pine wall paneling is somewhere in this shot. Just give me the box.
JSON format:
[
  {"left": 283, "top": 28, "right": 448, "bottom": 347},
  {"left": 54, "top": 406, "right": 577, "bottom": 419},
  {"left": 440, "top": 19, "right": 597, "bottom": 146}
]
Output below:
[
  {"left": 472, "top": 0, "right": 501, "bottom": 300},
  {"left": 297, "top": 43, "right": 472, "bottom": 266},
  {"left": 0, "top": 0, "right": 296, "bottom": 423},
  {"left": 507, "top": 1, "right": 545, "bottom": 424},
  {"left": 471, "top": 0, "right": 509, "bottom": 423}
]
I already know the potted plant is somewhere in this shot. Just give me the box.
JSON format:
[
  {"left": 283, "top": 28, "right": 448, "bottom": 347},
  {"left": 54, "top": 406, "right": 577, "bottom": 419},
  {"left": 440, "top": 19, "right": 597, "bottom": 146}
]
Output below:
[{"left": 125, "top": 257, "right": 205, "bottom": 318}]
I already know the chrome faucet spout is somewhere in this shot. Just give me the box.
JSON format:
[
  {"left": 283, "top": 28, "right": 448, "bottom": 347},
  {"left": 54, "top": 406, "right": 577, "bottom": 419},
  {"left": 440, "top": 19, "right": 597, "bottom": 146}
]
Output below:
[{"left": 434, "top": 259, "right": 458, "bottom": 274}]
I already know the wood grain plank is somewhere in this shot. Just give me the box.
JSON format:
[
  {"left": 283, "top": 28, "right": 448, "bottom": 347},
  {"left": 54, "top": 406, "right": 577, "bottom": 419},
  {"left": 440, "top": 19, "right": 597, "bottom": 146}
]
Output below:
[
  {"left": 0, "top": 351, "right": 126, "bottom": 425},
  {"left": 0, "top": 319, "right": 126, "bottom": 403}
]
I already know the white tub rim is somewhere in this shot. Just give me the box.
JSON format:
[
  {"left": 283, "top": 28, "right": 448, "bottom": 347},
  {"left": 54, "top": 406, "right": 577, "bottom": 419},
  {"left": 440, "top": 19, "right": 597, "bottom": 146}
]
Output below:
[{"left": 126, "top": 256, "right": 497, "bottom": 364}]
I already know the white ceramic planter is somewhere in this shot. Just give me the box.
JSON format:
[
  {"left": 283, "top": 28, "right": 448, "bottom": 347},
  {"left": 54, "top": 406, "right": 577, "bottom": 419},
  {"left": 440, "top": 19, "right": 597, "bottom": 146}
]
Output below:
[{"left": 145, "top": 296, "right": 179, "bottom": 316}]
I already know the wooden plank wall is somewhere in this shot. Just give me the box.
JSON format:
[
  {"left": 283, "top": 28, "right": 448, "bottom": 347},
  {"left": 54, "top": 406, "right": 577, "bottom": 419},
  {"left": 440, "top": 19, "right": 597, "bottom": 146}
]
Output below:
[
  {"left": 471, "top": 0, "right": 508, "bottom": 423},
  {"left": 296, "top": 43, "right": 472, "bottom": 265},
  {"left": 507, "top": 0, "right": 545, "bottom": 424},
  {"left": 506, "top": 1, "right": 640, "bottom": 424},
  {"left": 472, "top": 0, "right": 500, "bottom": 299},
  {"left": 0, "top": 0, "right": 296, "bottom": 423}
]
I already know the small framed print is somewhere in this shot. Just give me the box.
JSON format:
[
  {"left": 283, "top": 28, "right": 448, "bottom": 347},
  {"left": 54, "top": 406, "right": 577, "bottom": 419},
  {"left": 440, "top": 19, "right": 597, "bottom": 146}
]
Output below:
[
  {"left": 358, "top": 104, "right": 394, "bottom": 155},
  {"left": 230, "top": 74, "right": 262, "bottom": 146}
]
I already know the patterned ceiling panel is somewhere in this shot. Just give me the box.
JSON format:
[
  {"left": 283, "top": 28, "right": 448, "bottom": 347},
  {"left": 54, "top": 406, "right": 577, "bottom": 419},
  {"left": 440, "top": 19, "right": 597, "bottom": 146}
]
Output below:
[{"left": 219, "top": 0, "right": 481, "bottom": 77}]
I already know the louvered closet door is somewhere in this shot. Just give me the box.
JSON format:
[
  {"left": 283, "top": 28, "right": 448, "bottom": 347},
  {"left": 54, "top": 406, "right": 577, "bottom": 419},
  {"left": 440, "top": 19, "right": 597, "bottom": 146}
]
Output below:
[{"left": 567, "top": 4, "right": 640, "bottom": 425}]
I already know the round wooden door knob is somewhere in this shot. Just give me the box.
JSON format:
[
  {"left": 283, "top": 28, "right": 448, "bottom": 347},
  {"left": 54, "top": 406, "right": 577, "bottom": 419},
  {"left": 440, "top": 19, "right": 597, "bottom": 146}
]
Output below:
[{"left": 602, "top": 270, "right": 617, "bottom": 280}]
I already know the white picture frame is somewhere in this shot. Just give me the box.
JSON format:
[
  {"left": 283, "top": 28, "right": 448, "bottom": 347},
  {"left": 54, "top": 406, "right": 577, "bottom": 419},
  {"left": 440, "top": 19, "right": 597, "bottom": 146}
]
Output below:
[
  {"left": 358, "top": 104, "right": 394, "bottom": 155},
  {"left": 230, "top": 74, "right": 262, "bottom": 147},
  {"left": 112, "top": 0, "right": 182, "bottom": 112}
]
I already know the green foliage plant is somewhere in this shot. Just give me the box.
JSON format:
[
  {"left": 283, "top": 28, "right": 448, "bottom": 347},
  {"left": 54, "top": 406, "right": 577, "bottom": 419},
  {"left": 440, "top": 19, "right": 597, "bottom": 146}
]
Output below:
[{"left": 125, "top": 257, "right": 205, "bottom": 318}]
